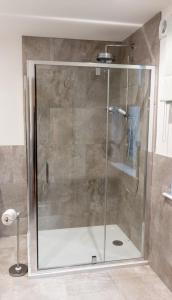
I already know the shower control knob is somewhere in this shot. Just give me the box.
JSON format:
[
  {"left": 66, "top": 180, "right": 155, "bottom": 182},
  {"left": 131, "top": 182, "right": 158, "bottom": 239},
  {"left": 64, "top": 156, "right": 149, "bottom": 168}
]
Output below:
[{"left": 108, "top": 106, "right": 115, "bottom": 112}]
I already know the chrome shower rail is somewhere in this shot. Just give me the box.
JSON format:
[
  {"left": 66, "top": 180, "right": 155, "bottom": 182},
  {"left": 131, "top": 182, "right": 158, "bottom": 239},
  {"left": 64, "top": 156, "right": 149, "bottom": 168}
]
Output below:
[{"left": 27, "top": 60, "right": 155, "bottom": 70}]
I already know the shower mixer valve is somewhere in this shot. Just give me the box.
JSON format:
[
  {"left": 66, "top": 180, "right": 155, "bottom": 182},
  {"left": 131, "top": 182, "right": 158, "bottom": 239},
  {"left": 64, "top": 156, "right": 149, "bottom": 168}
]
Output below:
[{"left": 108, "top": 106, "right": 127, "bottom": 117}]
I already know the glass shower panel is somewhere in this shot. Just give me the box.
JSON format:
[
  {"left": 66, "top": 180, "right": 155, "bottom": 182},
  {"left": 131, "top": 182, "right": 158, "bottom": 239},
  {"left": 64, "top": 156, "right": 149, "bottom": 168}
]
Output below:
[
  {"left": 36, "top": 65, "right": 108, "bottom": 269},
  {"left": 105, "top": 68, "right": 151, "bottom": 262}
]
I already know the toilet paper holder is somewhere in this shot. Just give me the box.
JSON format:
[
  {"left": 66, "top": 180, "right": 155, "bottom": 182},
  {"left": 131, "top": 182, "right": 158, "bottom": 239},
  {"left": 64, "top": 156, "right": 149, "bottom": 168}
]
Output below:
[{"left": 1, "top": 209, "right": 28, "bottom": 277}]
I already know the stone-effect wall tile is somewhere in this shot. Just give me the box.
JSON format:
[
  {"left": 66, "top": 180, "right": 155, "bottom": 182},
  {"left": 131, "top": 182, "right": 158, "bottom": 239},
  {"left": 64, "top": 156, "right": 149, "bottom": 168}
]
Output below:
[
  {"left": 0, "top": 146, "right": 27, "bottom": 237},
  {"left": 149, "top": 154, "right": 172, "bottom": 291},
  {"left": 35, "top": 59, "right": 109, "bottom": 231}
]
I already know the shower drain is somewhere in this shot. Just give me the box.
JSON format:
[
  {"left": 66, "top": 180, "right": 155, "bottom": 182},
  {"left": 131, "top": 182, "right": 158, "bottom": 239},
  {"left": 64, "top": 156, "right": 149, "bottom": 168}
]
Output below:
[{"left": 112, "top": 240, "right": 123, "bottom": 246}]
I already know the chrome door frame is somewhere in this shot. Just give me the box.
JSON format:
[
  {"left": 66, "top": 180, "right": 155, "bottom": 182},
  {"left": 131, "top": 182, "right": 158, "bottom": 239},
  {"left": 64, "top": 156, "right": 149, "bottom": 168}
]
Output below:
[{"left": 26, "top": 60, "right": 155, "bottom": 276}]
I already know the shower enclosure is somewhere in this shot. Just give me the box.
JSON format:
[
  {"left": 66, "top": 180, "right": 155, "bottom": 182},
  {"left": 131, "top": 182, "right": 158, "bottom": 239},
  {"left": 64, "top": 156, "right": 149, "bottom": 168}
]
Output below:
[{"left": 26, "top": 61, "right": 155, "bottom": 275}]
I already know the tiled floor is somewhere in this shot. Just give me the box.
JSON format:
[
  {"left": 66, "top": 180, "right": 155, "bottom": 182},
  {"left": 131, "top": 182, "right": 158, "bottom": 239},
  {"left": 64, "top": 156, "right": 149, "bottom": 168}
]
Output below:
[{"left": 0, "top": 235, "right": 172, "bottom": 300}]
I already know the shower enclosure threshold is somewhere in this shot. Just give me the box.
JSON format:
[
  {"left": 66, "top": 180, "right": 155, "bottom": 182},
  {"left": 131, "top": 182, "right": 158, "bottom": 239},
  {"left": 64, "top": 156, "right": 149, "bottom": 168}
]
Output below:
[{"left": 29, "top": 259, "right": 148, "bottom": 278}]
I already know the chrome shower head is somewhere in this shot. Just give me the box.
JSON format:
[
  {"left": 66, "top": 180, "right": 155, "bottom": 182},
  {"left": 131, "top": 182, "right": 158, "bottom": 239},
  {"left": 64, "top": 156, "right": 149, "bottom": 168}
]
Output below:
[
  {"left": 96, "top": 42, "right": 135, "bottom": 64},
  {"left": 96, "top": 52, "right": 113, "bottom": 63}
]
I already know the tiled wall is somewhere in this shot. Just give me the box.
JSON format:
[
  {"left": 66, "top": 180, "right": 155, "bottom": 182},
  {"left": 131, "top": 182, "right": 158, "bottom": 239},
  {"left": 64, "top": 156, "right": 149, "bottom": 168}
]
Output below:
[
  {"left": 0, "top": 146, "right": 27, "bottom": 236},
  {"left": 149, "top": 155, "right": 172, "bottom": 291},
  {"left": 22, "top": 36, "right": 120, "bottom": 72},
  {"left": 36, "top": 64, "right": 108, "bottom": 229},
  {"left": 124, "top": 13, "right": 172, "bottom": 291}
]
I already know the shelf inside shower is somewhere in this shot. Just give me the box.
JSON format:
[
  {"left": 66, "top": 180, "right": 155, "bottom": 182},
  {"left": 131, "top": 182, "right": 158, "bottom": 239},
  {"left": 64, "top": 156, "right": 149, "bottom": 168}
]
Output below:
[
  {"left": 38, "top": 224, "right": 141, "bottom": 269},
  {"left": 110, "top": 161, "right": 137, "bottom": 178}
]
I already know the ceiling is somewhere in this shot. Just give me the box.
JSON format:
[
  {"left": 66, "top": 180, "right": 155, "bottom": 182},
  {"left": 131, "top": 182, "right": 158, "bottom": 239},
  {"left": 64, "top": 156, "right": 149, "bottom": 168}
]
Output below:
[{"left": 0, "top": 0, "right": 171, "bottom": 41}]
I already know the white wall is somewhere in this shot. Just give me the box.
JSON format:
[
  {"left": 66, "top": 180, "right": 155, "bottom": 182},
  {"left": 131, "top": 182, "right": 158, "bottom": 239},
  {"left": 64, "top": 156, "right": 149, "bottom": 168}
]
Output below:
[
  {"left": 156, "top": 4, "right": 172, "bottom": 157},
  {"left": 0, "top": 34, "right": 24, "bottom": 145}
]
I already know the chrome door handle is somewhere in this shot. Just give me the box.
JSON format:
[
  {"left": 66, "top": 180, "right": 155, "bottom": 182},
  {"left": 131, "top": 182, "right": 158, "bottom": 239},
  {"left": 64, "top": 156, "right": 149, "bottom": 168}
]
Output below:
[{"left": 46, "top": 161, "right": 49, "bottom": 184}]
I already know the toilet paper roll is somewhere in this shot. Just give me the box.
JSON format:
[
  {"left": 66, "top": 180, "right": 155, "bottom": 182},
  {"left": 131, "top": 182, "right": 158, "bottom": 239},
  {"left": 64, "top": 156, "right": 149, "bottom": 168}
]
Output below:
[{"left": 1, "top": 209, "right": 17, "bottom": 226}]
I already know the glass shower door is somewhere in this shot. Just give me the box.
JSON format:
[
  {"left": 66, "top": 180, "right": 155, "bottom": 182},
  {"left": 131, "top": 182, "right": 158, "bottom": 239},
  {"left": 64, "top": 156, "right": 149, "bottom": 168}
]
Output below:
[
  {"left": 36, "top": 64, "right": 108, "bottom": 269},
  {"left": 105, "top": 68, "right": 151, "bottom": 262}
]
